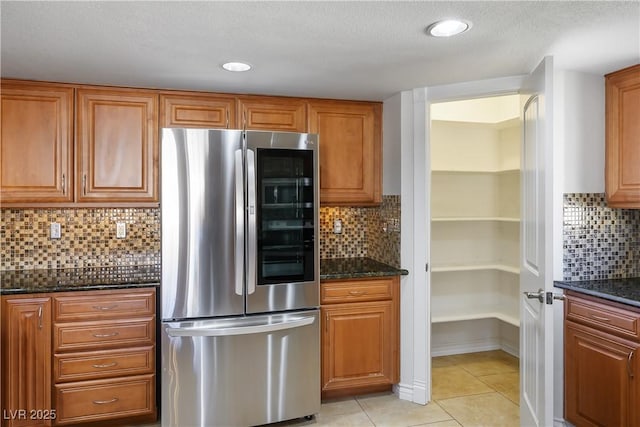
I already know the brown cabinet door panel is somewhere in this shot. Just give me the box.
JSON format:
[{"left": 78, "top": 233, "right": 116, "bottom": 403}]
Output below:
[
  {"left": 565, "top": 322, "right": 637, "bottom": 427},
  {"left": 160, "top": 92, "right": 235, "bottom": 128},
  {"left": 76, "top": 88, "right": 158, "bottom": 203},
  {"left": 0, "top": 81, "right": 73, "bottom": 204},
  {"left": 53, "top": 317, "right": 155, "bottom": 352},
  {"left": 54, "top": 374, "right": 155, "bottom": 425},
  {"left": 54, "top": 346, "right": 154, "bottom": 383},
  {"left": 53, "top": 288, "right": 155, "bottom": 322},
  {"left": 606, "top": 64, "right": 640, "bottom": 208},
  {"left": 237, "top": 96, "right": 307, "bottom": 132},
  {"left": 1, "top": 295, "right": 52, "bottom": 427},
  {"left": 308, "top": 101, "right": 381, "bottom": 205},
  {"left": 322, "top": 301, "right": 394, "bottom": 392}
]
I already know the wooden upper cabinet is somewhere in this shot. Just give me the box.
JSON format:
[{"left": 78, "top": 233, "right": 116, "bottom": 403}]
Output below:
[
  {"left": 606, "top": 64, "right": 640, "bottom": 208},
  {"left": 0, "top": 80, "right": 74, "bottom": 204},
  {"left": 237, "top": 96, "right": 307, "bottom": 132},
  {"left": 160, "top": 92, "right": 236, "bottom": 129},
  {"left": 308, "top": 100, "right": 382, "bottom": 206},
  {"left": 76, "top": 87, "right": 158, "bottom": 203}
]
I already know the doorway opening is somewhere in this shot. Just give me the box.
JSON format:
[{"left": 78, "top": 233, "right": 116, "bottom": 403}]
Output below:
[{"left": 428, "top": 94, "right": 521, "bottom": 420}]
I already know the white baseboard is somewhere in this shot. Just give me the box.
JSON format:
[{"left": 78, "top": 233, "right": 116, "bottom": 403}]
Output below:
[
  {"left": 395, "top": 382, "right": 414, "bottom": 402},
  {"left": 395, "top": 380, "right": 428, "bottom": 405},
  {"left": 431, "top": 337, "right": 502, "bottom": 357}
]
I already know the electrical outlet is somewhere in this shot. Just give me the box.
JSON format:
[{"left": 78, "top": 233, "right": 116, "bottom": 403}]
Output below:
[
  {"left": 50, "top": 222, "right": 61, "bottom": 239},
  {"left": 333, "top": 219, "right": 343, "bottom": 234},
  {"left": 116, "top": 222, "right": 126, "bottom": 239}
]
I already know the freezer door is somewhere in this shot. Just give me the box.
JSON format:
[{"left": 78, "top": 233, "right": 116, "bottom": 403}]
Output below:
[
  {"left": 161, "top": 310, "right": 320, "bottom": 427},
  {"left": 161, "top": 128, "right": 245, "bottom": 320},
  {"left": 245, "top": 131, "right": 320, "bottom": 314}
]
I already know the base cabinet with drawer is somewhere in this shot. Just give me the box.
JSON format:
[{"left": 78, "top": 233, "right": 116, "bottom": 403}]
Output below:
[
  {"left": 0, "top": 288, "right": 157, "bottom": 427},
  {"left": 320, "top": 276, "right": 399, "bottom": 399},
  {"left": 564, "top": 291, "right": 640, "bottom": 427}
]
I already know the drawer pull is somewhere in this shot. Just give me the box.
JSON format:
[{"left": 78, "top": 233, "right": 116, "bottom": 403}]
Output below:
[
  {"left": 628, "top": 351, "right": 635, "bottom": 378},
  {"left": 92, "top": 362, "right": 118, "bottom": 369},
  {"left": 348, "top": 290, "right": 367, "bottom": 296},
  {"left": 590, "top": 314, "right": 611, "bottom": 322},
  {"left": 92, "top": 304, "right": 119, "bottom": 311},
  {"left": 92, "top": 332, "right": 120, "bottom": 338},
  {"left": 92, "top": 398, "right": 118, "bottom": 405}
]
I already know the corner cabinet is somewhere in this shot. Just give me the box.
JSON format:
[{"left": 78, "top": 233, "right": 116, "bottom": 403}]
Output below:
[
  {"left": 0, "top": 81, "right": 74, "bottom": 204},
  {"left": 1, "top": 295, "right": 53, "bottom": 427},
  {"left": 76, "top": 87, "right": 158, "bottom": 203},
  {"left": 308, "top": 100, "right": 382, "bottom": 206},
  {"left": 605, "top": 64, "right": 640, "bottom": 208},
  {"left": 320, "top": 276, "right": 399, "bottom": 398},
  {"left": 564, "top": 291, "right": 640, "bottom": 427}
]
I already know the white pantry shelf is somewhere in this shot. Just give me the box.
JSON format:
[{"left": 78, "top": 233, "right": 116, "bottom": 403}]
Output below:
[
  {"left": 432, "top": 312, "right": 520, "bottom": 328},
  {"left": 431, "top": 264, "right": 520, "bottom": 274},
  {"left": 431, "top": 216, "right": 520, "bottom": 223},
  {"left": 431, "top": 168, "right": 520, "bottom": 175}
]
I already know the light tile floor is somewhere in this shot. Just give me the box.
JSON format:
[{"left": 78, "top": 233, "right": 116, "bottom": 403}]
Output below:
[{"left": 139, "top": 350, "right": 520, "bottom": 427}]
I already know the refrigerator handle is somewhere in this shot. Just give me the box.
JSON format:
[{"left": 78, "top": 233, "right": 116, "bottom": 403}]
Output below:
[
  {"left": 165, "top": 315, "right": 315, "bottom": 337},
  {"left": 247, "top": 149, "right": 257, "bottom": 295},
  {"left": 234, "top": 149, "right": 244, "bottom": 296}
]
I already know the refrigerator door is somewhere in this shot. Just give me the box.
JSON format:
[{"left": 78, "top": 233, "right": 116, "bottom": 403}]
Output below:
[
  {"left": 245, "top": 131, "right": 319, "bottom": 314},
  {"left": 161, "top": 128, "right": 245, "bottom": 320},
  {"left": 161, "top": 310, "right": 320, "bottom": 427}
]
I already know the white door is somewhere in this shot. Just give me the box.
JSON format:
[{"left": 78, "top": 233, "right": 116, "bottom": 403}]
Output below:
[{"left": 519, "top": 56, "right": 555, "bottom": 427}]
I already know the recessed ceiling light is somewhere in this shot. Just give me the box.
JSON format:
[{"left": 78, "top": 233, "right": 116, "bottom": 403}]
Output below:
[
  {"left": 426, "top": 19, "right": 471, "bottom": 37},
  {"left": 222, "top": 61, "right": 252, "bottom": 72}
]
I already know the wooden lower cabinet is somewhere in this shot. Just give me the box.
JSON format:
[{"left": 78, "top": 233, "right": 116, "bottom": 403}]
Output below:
[
  {"left": 1, "top": 296, "right": 53, "bottom": 427},
  {"left": 320, "top": 276, "right": 399, "bottom": 398},
  {"left": 0, "top": 288, "right": 157, "bottom": 427},
  {"left": 564, "top": 291, "right": 640, "bottom": 427}
]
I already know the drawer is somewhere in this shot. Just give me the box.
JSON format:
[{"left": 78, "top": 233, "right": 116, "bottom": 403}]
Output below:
[
  {"left": 54, "top": 289, "right": 155, "bottom": 321},
  {"left": 54, "top": 374, "right": 155, "bottom": 425},
  {"left": 566, "top": 293, "right": 640, "bottom": 341},
  {"left": 54, "top": 346, "right": 154, "bottom": 383},
  {"left": 321, "top": 278, "right": 394, "bottom": 304},
  {"left": 54, "top": 317, "right": 155, "bottom": 352}
]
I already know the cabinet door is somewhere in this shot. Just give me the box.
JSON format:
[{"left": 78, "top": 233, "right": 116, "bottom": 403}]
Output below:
[
  {"left": 308, "top": 101, "right": 381, "bottom": 206},
  {"left": 160, "top": 92, "right": 235, "bottom": 129},
  {"left": 565, "top": 322, "right": 639, "bottom": 427},
  {"left": 321, "top": 301, "right": 395, "bottom": 393},
  {"left": 0, "top": 81, "right": 73, "bottom": 204},
  {"left": 237, "top": 96, "right": 307, "bottom": 132},
  {"left": 1, "top": 296, "right": 52, "bottom": 427},
  {"left": 76, "top": 88, "right": 158, "bottom": 203},
  {"left": 606, "top": 64, "right": 640, "bottom": 208}
]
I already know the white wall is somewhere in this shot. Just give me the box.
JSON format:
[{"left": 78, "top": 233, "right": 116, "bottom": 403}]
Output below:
[
  {"left": 559, "top": 70, "right": 606, "bottom": 193},
  {"left": 383, "top": 93, "right": 402, "bottom": 195}
]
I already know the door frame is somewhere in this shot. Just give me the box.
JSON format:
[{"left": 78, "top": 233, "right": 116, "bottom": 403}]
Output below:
[{"left": 398, "top": 75, "right": 527, "bottom": 404}]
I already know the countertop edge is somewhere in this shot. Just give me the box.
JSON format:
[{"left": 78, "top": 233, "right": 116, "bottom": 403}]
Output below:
[
  {"left": 554, "top": 280, "right": 640, "bottom": 309},
  {"left": 320, "top": 269, "right": 409, "bottom": 281},
  {"left": 1, "top": 282, "right": 160, "bottom": 296}
]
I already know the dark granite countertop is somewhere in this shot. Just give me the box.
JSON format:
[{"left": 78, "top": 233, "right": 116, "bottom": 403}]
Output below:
[
  {"left": 320, "top": 257, "right": 408, "bottom": 280},
  {"left": 554, "top": 277, "right": 640, "bottom": 309},
  {"left": 0, "top": 265, "right": 160, "bottom": 295}
]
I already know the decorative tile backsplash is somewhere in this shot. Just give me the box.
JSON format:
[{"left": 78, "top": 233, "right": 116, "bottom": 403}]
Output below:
[
  {"left": 1, "top": 196, "right": 401, "bottom": 271},
  {"left": 563, "top": 193, "right": 640, "bottom": 281},
  {"left": 1, "top": 208, "right": 160, "bottom": 271},
  {"left": 320, "top": 195, "right": 401, "bottom": 268}
]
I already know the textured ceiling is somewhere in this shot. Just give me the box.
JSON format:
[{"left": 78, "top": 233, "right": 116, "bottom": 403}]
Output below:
[{"left": 1, "top": 1, "right": 639, "bottom": 101}]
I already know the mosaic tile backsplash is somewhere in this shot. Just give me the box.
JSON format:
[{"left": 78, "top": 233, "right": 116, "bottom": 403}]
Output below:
[
  {"left": 320, "top": 195, "right": 401, "bottom": 268},
  {"left": 1, "top": 196, "right": 401, "bottom": 271},
  {"left": 563, "top": 193, "right": 640, "bottom": 281},
  {"left": 1, "top": 208, "right": 160, "bottom": 271}
]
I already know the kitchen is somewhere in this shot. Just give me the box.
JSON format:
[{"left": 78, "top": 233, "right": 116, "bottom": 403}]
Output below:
[{"left": 1, "top": 2, "right": 639, "bottom": 427}]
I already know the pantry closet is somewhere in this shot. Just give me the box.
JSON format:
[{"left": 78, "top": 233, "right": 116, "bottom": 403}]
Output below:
[{"left": 430, "top": 95, "right": 521, "bottom": 357}]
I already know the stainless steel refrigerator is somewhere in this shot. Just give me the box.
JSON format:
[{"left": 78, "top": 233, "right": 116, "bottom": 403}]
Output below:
[{"left": 160, "top": 128, "right": 320, "bottom": 427}]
